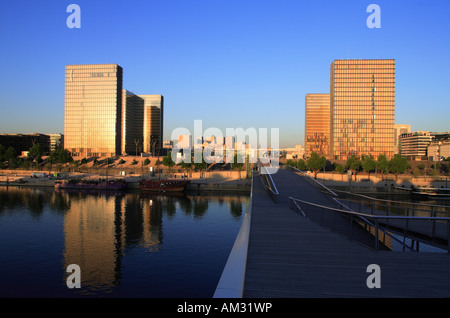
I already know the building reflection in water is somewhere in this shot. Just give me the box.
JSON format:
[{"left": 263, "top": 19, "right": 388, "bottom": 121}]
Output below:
[{"left": 59, "top": 190, "right": 246, "bottom": 295}]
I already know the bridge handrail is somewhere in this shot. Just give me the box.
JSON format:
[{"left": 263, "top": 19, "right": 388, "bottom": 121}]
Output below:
[
  {"left": 330, "top": 197, "right": 416, "bottom": 252},
  {"left": 286, "top": 165, "right": 338, "bottom": 197},
  {"left": 258, "top": 160, "right": 279, "bottom": 202},
  {"left": 261, "top": 165, "right": 279, "bottom": 193},
  {"left": 289, "top": 196, "right": 450, "bottom": 252},
  {"left": 213, "top": 171, "right": 253, "bottom": 298},
  {"left": 289, "top": 197, "right": 450, "bottom": 221},
  {"left": 333, "top": 189, "right": 450, "bottom": 210}
]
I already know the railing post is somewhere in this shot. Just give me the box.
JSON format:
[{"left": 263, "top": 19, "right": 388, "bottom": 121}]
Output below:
[
  {"left": 431, "top": 206, "right": 436, "bottom": 237},
  {"left": 375, "top": 218, "right": 379, "bottom": 252},
  {"left": 447, "top": 220, "right": 450, "bottom": 254},
  {"left": 349, "top": 214, "right": 353, "bottom": 240},
  {"left": 406, "top": 208, "right": 409, "bottom": 230}
]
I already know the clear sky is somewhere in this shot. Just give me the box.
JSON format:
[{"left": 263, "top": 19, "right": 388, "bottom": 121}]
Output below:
[{"left": 0, "top": 0, "right": 449, "bottom": 148}]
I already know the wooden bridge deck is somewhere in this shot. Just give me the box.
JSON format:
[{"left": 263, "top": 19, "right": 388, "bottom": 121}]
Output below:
[{"left": 243, "top": 169, "right": 450, "bottom": 297}]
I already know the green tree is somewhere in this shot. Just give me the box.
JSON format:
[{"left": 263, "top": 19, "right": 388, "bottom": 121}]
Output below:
[
  {"left": 376, "top": 154, "right": 389, "bottom": 177},
  {"left": 286, "top": 159, "right": 295, "bottom": 167},
  {"left": 143, "top": 158, "right": 150, "bottom": 166},
  {"left": 5, "top": 146, "right": 17, "bottom": 165},
  {"left": 335, "top": 164, "right": 345, "bottom": 173},
  {"left": 296, "top": 158, "right": 307, "bottom": 171},
  {"left": 361, "top": 154, "right": 375, "bottom": 177},
  {"left": 162, "top": 152, "right": 176, "bottom": 174},
  {"left": 0, "top": 144, "right": 5, "bottom": 162},
  {"left": 346, "top": 155, "right": 361, "bottom": 180},
  {"left": 28, "top": 143, "right": 43, "bottom": 169},
  {"left": 231, "top": 153, "right": 245, "bottom": 179},
  {"left": 180, "top": 159, "right": 193, "bottom": 178},
  {"left": 389, "top": 154, "right": 408, "bottom": 180},
  {"left": 48, "top": 148, "right": 73, "bottom": 164},
  {"left": 307, "top": 152, "right": 327, "bottom": 179}
]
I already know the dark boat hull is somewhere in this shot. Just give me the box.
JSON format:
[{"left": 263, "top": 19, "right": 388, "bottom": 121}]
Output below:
[
  {"left": 140, "top": 179, "right": 190, "bottom": 192},
  {"left": 55, "top": 181, "right": 127, "bottom": 190}
]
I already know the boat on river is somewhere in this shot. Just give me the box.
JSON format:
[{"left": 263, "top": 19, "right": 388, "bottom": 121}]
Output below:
[
  {"left": 140, "top": 179, "right": 190, "bottom": 192},
  {"left": 411, "top": 187, "right": 450, "bottom": 199},
  {"left": 55, "top": 179, "right": 127, "bottom": 190}
]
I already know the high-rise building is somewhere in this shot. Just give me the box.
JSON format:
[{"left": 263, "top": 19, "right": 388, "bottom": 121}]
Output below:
[
  {"left": 330, "top": 59, "right": 395, "bottom": 160},
  {"left": 394, "top": 124, "right": 411, "bottom": 154},
  {"left": 64, "top": 64, "right": 123, "bottom": 157},
  {"left": 140, "top": 95, "right": 164, "bottom": 155},
  {"left": 122, "top": 90, "right": 144, "bottom": 155},
  {"left": 305, "top": 93, "right": 330, "bottom": 158}
]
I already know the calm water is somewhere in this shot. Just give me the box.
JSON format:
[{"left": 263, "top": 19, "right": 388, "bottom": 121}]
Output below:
[{"left": 0, "top": 186, "right": 248, "bottom": 298}]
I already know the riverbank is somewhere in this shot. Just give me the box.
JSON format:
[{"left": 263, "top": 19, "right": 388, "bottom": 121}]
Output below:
[
  {"left": 2, "top": 168, "right": 448, "bottom": 192},
  {"left": 0, "top": 169, "right": 252, "bottom": 192}
]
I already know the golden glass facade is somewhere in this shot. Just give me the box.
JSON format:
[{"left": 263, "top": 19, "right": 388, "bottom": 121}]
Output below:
[
  {"left": 122, "top": 90, "right": 144, "bottom": 155},
  {"left": 64, "top": 64, "right": 123, "bottom": 157},
  {"left": 305, "top": 93, "right": 330, "bottom": 158},
  {"left": 140, "top": 95, "right": 164, "bottom": 155},
  {"left": 330, "top": 59, "right": 395, "bottom": 160}
]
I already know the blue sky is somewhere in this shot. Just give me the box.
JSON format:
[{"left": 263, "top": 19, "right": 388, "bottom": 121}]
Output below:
[{"left": 0, "top": 0, "right": 449, "bottom": 148}]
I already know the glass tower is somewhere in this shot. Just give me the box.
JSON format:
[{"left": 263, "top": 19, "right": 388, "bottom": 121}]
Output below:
[
  {"left": 122, "top": 90, "right": 144, "bottom": 155},
  {"left": 64, "top": 64, "right": 123, "bottom": 157},
  {"left": 305, "top": 93, "right": 330, "bottom": 158},
  {"left": 330, "top": 59, "right": 395, "bottom": 160},
  {"left": 140, "top": 95, "right": 164, "bottom": 155}
]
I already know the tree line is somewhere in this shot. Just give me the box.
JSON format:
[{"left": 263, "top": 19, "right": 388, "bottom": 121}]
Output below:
[
  {"left": 286, "top": 152, "right": 450, "bottom": 180},
  {"left": 0, "top": 143, "right": 74, "bottom": 170}
]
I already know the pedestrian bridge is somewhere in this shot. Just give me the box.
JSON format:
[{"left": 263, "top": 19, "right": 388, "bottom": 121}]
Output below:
[{"left": 214, "top": 165, "right": 450, "bottom": 298}]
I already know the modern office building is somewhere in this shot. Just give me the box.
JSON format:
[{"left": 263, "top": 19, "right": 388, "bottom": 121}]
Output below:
[
  {"left": 329, "top": 59, "right": 395, "bottom": 160},
  {"left": 305, "top": 93, "right": 330, "bottom": 158},
  {"left": 49, "top": 133, "right": 64, "bottom": 151},
  {"left": 394, "top": 124, "right": 411, "bottom": 154},
  {"left": 121, "top": 90, "right": 144, "bottom": 155},
  {"left": 64, "top": 64, "right": 123, "bottom": 157},
  {"left": 140, "top": 95, "right": 164, "bottom": 155},
  {"left": 399, "top": 131, "right": 434, "bottom": 160},
  {"left": 428, "top": 138, "right": 450, "bottom": 161},
  {"left": 0, "top": 133, "right": 51, "bottom": 155}
]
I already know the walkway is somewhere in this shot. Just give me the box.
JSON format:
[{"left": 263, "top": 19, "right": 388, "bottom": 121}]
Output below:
[{"left": 243, "top": 169, "right": 450, "bottom": 297}]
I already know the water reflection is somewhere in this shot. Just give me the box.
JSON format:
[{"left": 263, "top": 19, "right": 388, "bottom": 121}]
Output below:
[{"left": 0, "top": 187, "right": 247, "bottom": 297}]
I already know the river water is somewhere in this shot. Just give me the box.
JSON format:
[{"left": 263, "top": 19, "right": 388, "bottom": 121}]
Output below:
[{"left": 0, "top": 186, "right": 248, "bottom": 298}]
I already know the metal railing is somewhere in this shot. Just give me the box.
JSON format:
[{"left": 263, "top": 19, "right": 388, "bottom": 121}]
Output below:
[
  {"left": 289, "top": 196, "right": 450, "bottom": 253},
  {"left": 214, "top": 171, "right": 254, "bottom": 298},
  {"left": 285, "top": 165, "right": 338, "bottom": 197},
  {"left": 334, "top": 189, "right": 450, "bottom": 215},
  {"left": 258, "top": 160, "right": 279, "bottom": 202}
]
